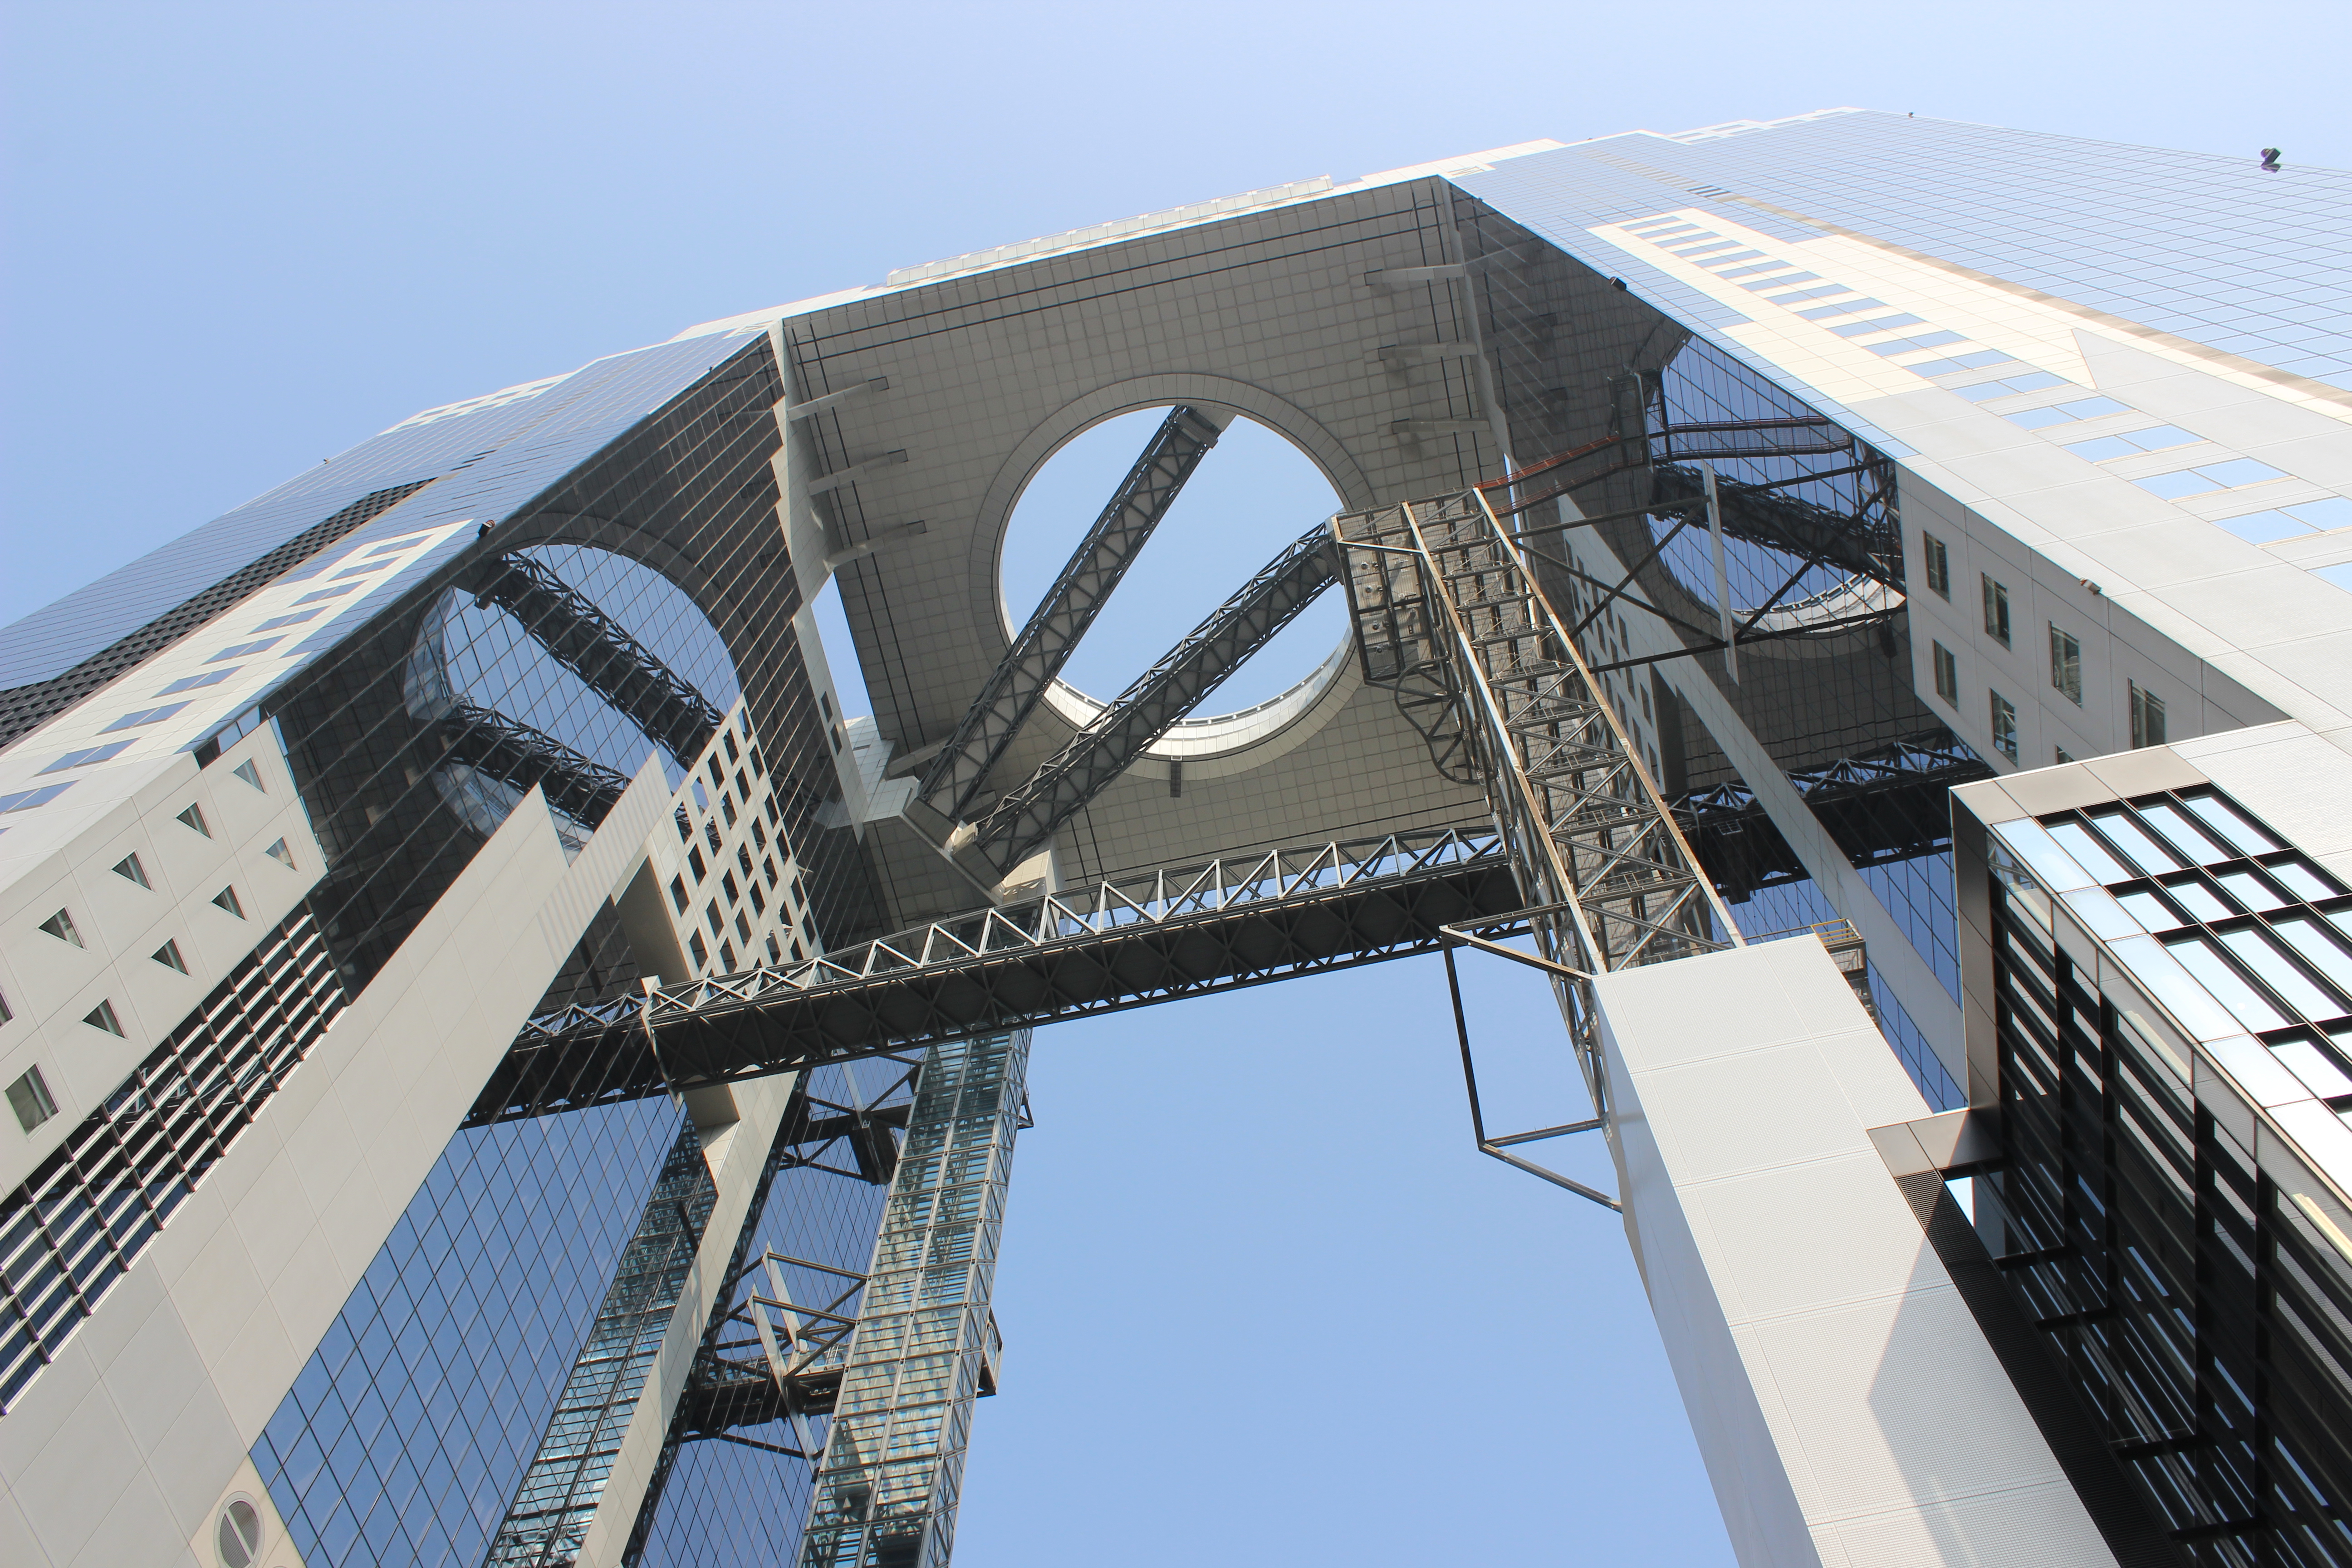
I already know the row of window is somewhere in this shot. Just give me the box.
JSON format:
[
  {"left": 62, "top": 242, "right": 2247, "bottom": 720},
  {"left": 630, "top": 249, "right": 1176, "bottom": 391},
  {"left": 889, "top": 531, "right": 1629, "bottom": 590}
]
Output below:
[
  {"left": 1924, "top": 529, "right": 2173, "bottom": 762},
  {"left": 5, "top": 772, "right": 288, "bottom": 1139},
  {"left": 0, "top": 909, "right": 346, "bottom": 1411},
  {"left": 1937, "top": 645, "right": 2167, "bottom": 765},
  {"left": 662, "top": 720, "right": 814, "bottom": 977}
]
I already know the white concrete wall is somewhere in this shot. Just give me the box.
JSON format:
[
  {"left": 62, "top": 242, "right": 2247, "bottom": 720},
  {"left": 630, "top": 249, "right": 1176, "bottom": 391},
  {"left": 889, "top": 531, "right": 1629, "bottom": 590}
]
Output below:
[
  {"left": 0, "top": 758, "right": 674, "bottom": 1568},
  {"left": 1597, "top": 937, "right": 2114, "bottom": 1567}
]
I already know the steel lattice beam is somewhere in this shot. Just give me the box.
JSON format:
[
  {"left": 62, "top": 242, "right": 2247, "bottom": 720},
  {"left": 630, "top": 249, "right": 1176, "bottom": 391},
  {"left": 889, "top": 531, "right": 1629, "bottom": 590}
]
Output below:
[
  {"left": 438, "top": 701, "right": 634, "bottom": 827},
  {"left": 959, "top": 522, "right": 1340, "bottom": 877},
  {"left": 474, "top": 553, "right": 727, "bottom": 770},
  {"left": 464, "top": 826, "right": 1518, "bottom": 1126},
  {"left": 920, "top": 406, "right": 1223, "bottom": 823},
  {"left": 1335, "top": 490, "right": 1738, "bottom": 1079}
]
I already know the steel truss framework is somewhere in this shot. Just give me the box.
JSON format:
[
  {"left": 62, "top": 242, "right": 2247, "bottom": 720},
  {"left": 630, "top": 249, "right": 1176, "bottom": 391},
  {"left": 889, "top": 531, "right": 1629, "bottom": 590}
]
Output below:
[
  {"left": 472, "top": 551, "right": 727, "bottom": 771},
  {"left": 959, "top": 521, "right": 1340, "bottom": 877},
  {"left": 468, "top": 826, "right": 1520, "bottom": 1126},
  {"left": 1474, "top": 420, "right": 1905, "bottom": 684},
  {"left": 919, "top": 406, "right": 1222, "bottom": 825},
  {"left": 1335, "top": 486, "right": 1741, "bottom": 1194},
  {"left": 437, "top": 700, "right": 634, "bottom": 827},
  {"left": 1673, "top": 729, "right": 1995, "bottom": 901}
]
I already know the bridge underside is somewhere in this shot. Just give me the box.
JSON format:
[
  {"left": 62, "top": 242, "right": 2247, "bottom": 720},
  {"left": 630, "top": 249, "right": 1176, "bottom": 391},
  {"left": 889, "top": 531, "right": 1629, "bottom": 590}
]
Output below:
[{"left": 468, "top": 828, "right": 1521, "bottom": 1126}]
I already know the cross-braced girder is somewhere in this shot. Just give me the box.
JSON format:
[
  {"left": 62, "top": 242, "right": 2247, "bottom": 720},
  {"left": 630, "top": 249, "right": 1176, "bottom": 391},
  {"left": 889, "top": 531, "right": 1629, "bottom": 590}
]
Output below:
[
  {"left": 1334, "top": 488, "right": 1739, "bottom": 1090},
  {"left": 471, "top": 552, "right": 727, "bottom": 770},
  {"left": 466, "top": 826, "right": 1519, "bottom": 1126},
  {"left": 957, "top": 521, "right": 1340, "bottom": 876},
  {"left": 919, "top": 405, "right": 1222, "bottom": 823},
  {"left": 438, "top": 701, "right": 633, "bottom": 827}
]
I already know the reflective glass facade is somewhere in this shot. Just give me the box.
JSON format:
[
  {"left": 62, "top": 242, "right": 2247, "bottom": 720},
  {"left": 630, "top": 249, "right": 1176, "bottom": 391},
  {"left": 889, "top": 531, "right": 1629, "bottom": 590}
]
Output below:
[{"left": 252, "top": 1095, "right": 688, "bottom": 1567}]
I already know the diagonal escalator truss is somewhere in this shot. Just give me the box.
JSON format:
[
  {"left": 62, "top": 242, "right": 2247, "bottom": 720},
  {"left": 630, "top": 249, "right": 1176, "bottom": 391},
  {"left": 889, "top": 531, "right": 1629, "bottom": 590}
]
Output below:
[
  {"left": 472, "top": 551, "right": 728, "bottom": 771},
  {"left": 1333, "top": 487, "right": 1740, "bottom": 1082},
  {"left": 919, "top": 405, "right": 1224, "bottom": 824},
  {"left": 954, "top": 521, "right": 1339, "bottom": 879}
]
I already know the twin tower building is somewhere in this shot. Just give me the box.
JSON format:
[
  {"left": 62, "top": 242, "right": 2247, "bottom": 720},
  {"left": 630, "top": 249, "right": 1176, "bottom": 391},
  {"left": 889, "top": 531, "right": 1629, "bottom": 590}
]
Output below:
[{"left": 3, "top": 111, "right": 2351, "bottom": 1567}]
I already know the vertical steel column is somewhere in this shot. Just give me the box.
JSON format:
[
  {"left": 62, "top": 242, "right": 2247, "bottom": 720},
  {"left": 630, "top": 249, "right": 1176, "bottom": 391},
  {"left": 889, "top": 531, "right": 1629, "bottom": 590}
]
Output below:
[{"left": 797, "top": 1031, "right": 1028, "bottom": 1568}]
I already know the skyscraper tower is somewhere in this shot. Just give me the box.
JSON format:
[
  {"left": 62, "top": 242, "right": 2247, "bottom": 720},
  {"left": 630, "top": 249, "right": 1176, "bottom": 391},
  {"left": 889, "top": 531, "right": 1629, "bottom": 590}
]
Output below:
[{"left": 2, "top": 111, "right": 2348, "bottom": 1567}]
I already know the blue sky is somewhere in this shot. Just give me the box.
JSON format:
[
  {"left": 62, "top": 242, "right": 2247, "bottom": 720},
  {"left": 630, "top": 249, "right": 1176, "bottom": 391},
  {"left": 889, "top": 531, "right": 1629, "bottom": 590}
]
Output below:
[{"left": 6, "top": 4, "right": 2348, "bottom": 1562}]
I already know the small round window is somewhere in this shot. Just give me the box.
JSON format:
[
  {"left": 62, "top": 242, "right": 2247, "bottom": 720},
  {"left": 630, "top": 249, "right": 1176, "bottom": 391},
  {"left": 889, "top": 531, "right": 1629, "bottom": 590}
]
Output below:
[{"left": 216, "top": 1497, "right": 264, "bottom": 1568}]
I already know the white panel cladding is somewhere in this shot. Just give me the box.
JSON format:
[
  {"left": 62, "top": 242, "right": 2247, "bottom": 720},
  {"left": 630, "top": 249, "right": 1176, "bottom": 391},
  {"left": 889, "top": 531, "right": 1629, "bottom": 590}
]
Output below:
[
  {"left": 0, "top": 758, "right": 675, "bottom": 1568},
  {"left": 0, "top": 721, "right": 328, "bottom": 1194},
  {"left": 1596, "top": 937, "right": 2116, "bottom": 1567}
]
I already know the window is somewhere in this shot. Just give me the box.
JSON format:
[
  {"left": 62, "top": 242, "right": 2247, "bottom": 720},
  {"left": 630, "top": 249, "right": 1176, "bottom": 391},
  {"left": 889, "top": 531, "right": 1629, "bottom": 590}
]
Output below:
[
  {"left": 723, "top": 732, "right": 741, "bottom": 764},
  {"left": 362, "top": 531, "right": 432, "bottom": 557},
  {"left": 1828, "top": 313, "right": 1925, "bottom": 338},
  {"left": 2061, "top": 425, "right": 2198, "bottom": 461},
  {"left": 1922, "top": 534, "right": 1950, "bottom": 599},
  {"left": 2003, "top": 397, "right": 2133, "bottom": 429},
  {"left": 720, "top": 794, "right": 737, "bottom": 828},
  {"left": 153, "top": 939, "right": 188, "bottom": 973},
  {"left": 1952, "top": 371, "right": 2068, "bottom": 402},
  {"left": 722, "top": 872, "right": 741, "bottom": 904},
  {"left": 113, "top": 853, "right": 151, "bottom": 887},
  {"left": 2136, "top": 459, "right": 2288, "bottom": 498},
  {"left": 1990, "top": 691, "right": 2019, "bottom": 762},
  {"left": 7, "top": 1067, "right": 56, "bottom": 1133},
  {"left": 265, "top": 838, "right": 295, "bottom": 869},
  {"left": 209, "top": 637, "right": 282, "bottom": 662},
  {"left": 0, "top": 783, "right": 73, "bottom": 813},
  {"left": 1793, "top": 297, "right": 1886, "bottom": 320},
  {"left": 735, "top": 910, "right": 753, "bottom": 944},
  {"left": 291, "top": 582, "right": 360, "bottom": 605},
  {"left": 328, "top": 559, "right": 393, "bottom": 580},
  {"left": 2049, "top": 626, "right": 2082, "bottom": 704},
  {"left": 1981, "top": 574, "right": 2011, "bottom": 645},
  {"left": 703, "top": 818, "right": 723, "bottom": 856},
  {"left": 670, "top": 875, "right": 689, "bottom": 913},
  {"left": 176, "top": 803, "right": 210, "bottom": 836},
  {"left": 688, "top": 932, "right": 709, "bottom": 968},
  {"left": 158, "top": 667, "right": 237, "bottom": 695},
  {"left": 38, "top": 909, "right": 82, "bottom": 946},
  {"left": 84, "top": 1000, "right": 124, "bottom": 1036},
  {"left": 2131, "top": 682, "right": 2168, "bottom": 747},
  {"left": 213, "top": 886, "right": 245, "bottom": 919},
  {"left": 216, "top": 1497, "right": 265, "bottom": 1568},
  {"left": 1931, "top": 642, "right": 1960, "bottom": 703},
  {"left": 689, "top": 779, "right": 708, "bottom": 810},
  {"left": 705, "top": 902, "right": 724, "bottom": 937},
  {"left": 38, "top": 740, "right": 133, "bottom": 775},
  {"left": 2055, "top": 746, "right": 2074, "bottom": 764},
  {"left": 232, "top": 760, "right": 265, "bottom": 792},
  {"left": 750, "top": 818, "right": 767, "bottom": 851},
  {"left": 250, "top": 608, "right": 322, "bottom": 633},
  {"left": 101, "top": 702, "right": 191, "bottom": 733}
]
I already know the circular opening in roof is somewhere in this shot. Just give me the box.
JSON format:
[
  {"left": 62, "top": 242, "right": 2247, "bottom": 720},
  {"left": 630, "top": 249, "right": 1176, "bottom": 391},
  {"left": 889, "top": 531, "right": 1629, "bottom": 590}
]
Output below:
[{"left": 999, "top": 408, "right": 1348, "bottom": 735}]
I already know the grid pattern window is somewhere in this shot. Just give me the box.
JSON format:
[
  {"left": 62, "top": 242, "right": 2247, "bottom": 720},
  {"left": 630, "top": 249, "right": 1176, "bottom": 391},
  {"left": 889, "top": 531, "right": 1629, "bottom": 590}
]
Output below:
[
  {"left": 2049, "top": 625, "right": 2083, "bottom": 705},
  {"left": 1980, "top": 787, "right": 2352, "bottom": 1563},
  {"left": 799, "top": 1033, "right": 1029, "bottom": 1568},
  {"left": 483, "top": 1125, "right": 718, "bottom": 1566},
  {"left": 1981, "top": 573, "right": 2011, "bottom": 646},
  {"left": 1932, "top": 641, "right": 1959, "bottom": 704},
  {"left": 629, "top": 1058, "right": 913, "bottom": 1566},
  {"left": 251, "top": 1093, "right": 688, "bottom": 1568},
  {"left": 0, "top": 911, "right": 343, "bottom": 1411}
]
